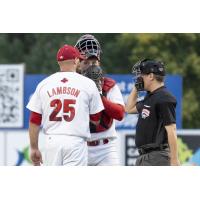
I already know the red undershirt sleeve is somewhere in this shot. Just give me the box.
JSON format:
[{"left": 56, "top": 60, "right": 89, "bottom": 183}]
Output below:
[{"left": 29, "top": 111, "right": 42, "bottom": 126}]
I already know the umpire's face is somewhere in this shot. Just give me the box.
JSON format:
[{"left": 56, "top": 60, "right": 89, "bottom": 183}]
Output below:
[
  {"left": 79, "top": 57, "right": 100, "bottom": 71},
  {"left": 141, "top": 73, "right": 154, "bottom": 91}
]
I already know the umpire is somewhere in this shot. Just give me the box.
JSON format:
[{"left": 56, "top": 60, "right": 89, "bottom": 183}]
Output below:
[{"left": 125, "top": 59, "right": 180, "bottom": 166}]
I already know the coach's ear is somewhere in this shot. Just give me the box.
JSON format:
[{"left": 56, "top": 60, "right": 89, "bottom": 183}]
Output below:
[{"left": 74, "top": 57, "right": 80, "bottom": 65}]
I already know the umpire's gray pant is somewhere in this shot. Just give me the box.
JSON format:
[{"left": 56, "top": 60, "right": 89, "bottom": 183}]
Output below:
[{"left": 135, "top": 149, "right": 170, "bottom": 166}]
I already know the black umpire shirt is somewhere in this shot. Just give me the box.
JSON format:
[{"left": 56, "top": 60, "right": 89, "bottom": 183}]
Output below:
[{"left": 135, "top": 86, "right": 177, "bottom": 148}]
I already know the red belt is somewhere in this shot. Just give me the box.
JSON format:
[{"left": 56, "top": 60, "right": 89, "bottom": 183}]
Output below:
[{"left": 87, "top": 138, "right": 109, "bottom": 146}]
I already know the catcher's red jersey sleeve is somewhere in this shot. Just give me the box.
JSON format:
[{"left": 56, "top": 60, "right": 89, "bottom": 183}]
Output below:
[{"left": 101, "top": 96, "right": 125, "bottom": 121}]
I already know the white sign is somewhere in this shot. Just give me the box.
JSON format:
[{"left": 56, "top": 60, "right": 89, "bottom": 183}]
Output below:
[
  {"left": 1, "top": 130, "right": 45, "bottom": 166},
  {"left": 0, "top": 64, "right": 24, "bottom": 128},
  {"left": 0, "top": 132, "right": 4, "bottom": 165}
]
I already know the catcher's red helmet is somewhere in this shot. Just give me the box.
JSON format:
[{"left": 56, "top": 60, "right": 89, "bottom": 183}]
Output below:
[{"left": 75, "top": 34, "right": 102, "bottom": 60}]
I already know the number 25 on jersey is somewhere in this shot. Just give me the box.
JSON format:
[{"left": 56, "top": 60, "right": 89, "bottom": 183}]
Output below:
[{"left": 49, "top": 99, "right": 76, "bottom": 122}]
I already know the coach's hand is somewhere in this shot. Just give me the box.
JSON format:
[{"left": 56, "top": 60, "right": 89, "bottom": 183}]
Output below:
[{"left": 30, "top": 148, "right": 43, "bottom": 166}]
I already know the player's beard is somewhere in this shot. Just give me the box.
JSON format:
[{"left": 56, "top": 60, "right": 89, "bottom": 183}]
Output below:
[
  {"left": 76, "top": 65, "right": 82, "bottom": 74},
  {"left": 76, "top": 63, "right": 90, "bottom": 75},
  {"left": 76, "top": 61, "right": 82, "bottom": 74}
]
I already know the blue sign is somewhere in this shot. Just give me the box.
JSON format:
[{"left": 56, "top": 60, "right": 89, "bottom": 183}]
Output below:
[
  {"left": 23, "top": 74, "right": 182, "bottom": 130},
  {"left": 108, "top": 74, "right": 182, "bottom": 129}
]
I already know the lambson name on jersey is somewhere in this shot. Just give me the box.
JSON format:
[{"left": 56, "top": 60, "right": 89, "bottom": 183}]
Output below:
[{"left": 47, "top": 87, "right": 80, "bottom": 98}]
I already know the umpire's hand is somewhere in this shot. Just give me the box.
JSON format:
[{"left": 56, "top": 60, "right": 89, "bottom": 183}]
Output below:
[
  {"left": 30, "top": 148, "right": 43, "bottom": 166},
  {"left": 170, "top": 158, "right": 180, "bottom": 166}
]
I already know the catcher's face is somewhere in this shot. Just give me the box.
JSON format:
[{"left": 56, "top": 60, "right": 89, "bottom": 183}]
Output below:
[{"left": 79, "top": 57, "right": 100, "bottom": 71}]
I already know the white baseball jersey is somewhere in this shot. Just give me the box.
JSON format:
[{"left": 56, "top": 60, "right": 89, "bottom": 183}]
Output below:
[
  {"left": 89, "top": 84, "right": 125, "bottom": 141},
  {"left": 27, "top": 72, "right": 104, "bottom": 139}
]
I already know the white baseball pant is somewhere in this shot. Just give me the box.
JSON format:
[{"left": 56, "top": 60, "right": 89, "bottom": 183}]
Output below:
[
  {"left": 43, "top": 135, "right": 88, "bottom": 166},
  {"left": 88, "top": 138, "right": 120, "bottom": 166}
]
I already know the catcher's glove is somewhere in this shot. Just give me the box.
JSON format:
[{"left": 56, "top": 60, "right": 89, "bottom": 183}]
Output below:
[{"left": 82, "top": 65, "right": 103, "bottom": 93}]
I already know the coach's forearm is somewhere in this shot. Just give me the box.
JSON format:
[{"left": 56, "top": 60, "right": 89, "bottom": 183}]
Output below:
[
  {"left": 125, "top": 86, "right": 138, "bottom": 113},
  {"left": 29, "top": 122, "right": 40, "bottom": 149}
]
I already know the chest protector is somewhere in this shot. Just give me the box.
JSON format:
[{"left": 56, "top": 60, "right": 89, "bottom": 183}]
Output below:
[{"left": 90, "top": 77, "right": 116, "bottom": 133}]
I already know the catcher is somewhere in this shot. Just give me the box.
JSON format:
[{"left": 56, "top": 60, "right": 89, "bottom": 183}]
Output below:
[{"left": 75, "top": 34, "right": 125, "bottom": 166}]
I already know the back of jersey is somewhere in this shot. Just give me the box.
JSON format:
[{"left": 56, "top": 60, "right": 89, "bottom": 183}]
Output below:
[{"left": 27, "top": 72, "right": 103, "bottom": 139}]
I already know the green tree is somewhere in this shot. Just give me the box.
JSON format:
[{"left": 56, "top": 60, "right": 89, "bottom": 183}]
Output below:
[
  {"left": 0, "top": 33, "right": 199, "bottom": 128},
  {"left": 102, "top": 33, "right": 200, "bottom": 128}
]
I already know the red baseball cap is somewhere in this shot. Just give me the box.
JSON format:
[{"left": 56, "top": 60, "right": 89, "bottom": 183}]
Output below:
[{"left": 57, "top": 44, "right": 85, "bottom": 61}]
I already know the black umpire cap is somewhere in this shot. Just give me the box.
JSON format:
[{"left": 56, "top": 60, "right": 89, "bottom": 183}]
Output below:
[{"left": 139, "top": 59, "right": 166, "bottom": 76}]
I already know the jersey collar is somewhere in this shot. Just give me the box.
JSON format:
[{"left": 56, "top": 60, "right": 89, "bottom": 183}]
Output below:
[{"left": 149, "top": 86, "right": 166, "bottom": 95}]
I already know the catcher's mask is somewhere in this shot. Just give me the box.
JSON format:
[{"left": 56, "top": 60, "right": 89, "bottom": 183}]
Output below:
[
  {"left": 75, "top": 34, "right": 102, "bottom": 60},
  {"left": 82, "top": 65, "right": 103, "bottom": 81},
  {"left": 132, "top": 59, "right": 165, "bottom": 91}
]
